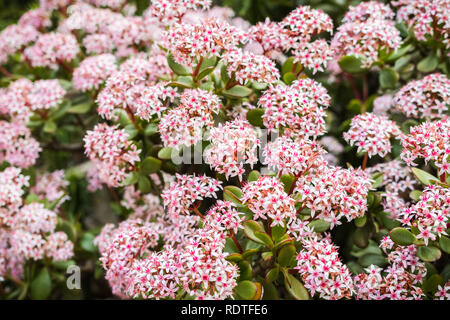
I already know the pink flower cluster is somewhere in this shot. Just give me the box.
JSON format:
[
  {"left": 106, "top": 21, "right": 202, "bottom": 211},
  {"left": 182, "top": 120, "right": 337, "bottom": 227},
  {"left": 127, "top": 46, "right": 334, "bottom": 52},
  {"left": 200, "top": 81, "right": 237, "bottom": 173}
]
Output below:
[
  {"left": 264, "top": 136, "right": 326, "bottom": 177},
  {"left": 400, "top": 118, "right": 450, "bottom": 176},
  {"left": 242, "top": 176, "right": 296, "bottom": 227},
  {"left": 61, "top": 3, "right": 155, "bottom": 57},
  {"left": 73, "top": 54, "right": 118, "bottom": 92},
  {"left": 205, "top": 118, "right": 260, "bottom": 180},
  {"left": 246, "top": 6, "right": 334, "bottom": 73},
  {"left": 222, "top": 48, "right": 280, "bottom": 85},
  {"left": 435, "top": 282, "right": 450, "bottom": 300},
  {"left": 394, "top": 73, "right": 450, "bottom": 120},
  {"left": 18, "top": 8, "right": 51, "bottom": 30},
  {"left": 84, "top": 124, "right": 141, "bottom": 187},
  {"left": 23, "top": 32, "right": 79, "bottom": 69},
  {"left": 295, "top": 236, "right": 354, "bottom": 300},
  {"left": 394, "top": 0, "right": 450, "bottom": 49},
  {"left": 96, "top": 65, "right": 149, "bottom": 120},
  {"left": 247, "top": 19, "right": 288, "bottom": 55},
  {"left": 344, "top": 113, "right": 402, "bottom": 158},
  {"left": 295, "top": 166, "right": 372, "bottom": 227},
  {"left": 129, "top": 83, "right": 178, "bottom": 120},
  {"left": 368, "top": 160, "right": 415, "bottom": 219},
  {"left": 354, "top": 243, "right": 426, "bottom": 300},
  {"left": 162, "top": 18, "right": 245, "bottom": 68},
  {"left": 0, "top": 168, "right": 73, "bottom": 281},
  {"left": 282, "top": 6, "right": 334, "bottom": 72},
  {"left": 0, "top": 121, "right": 41, "bottom": 168},
  {"left": 97, "top": 186, "right": 241, "bottom": 299},
  {"left": 331, "top": 2, "right": 401, "bottom": 68},
  {"left": 0, "top": 167, "right": 29, "bottom": 225},
  {"left": 161, "top": 174, "right": 222, "bottom": 218},
  {"left": 39, "top": 0, "right": 72, "bottom": 11},
  {"left": 399, "top": 185, "right": 449, "bottom": 245},
  {"left": 31, "top": 170, "right": 70, "bottom": 209},
  {"left": 147, "top": 0, "right": 212, "bottom": 26},
  {"left": 0, "top": 78, "right": 66, "bottom": 122},
  {"left": 259, "top": 79, "right": 331, "bottom": 138},
  {"left": 159, "top": 89, "right": 222, "bottom": 149},
  {"left": 95, "top": 219, "right": 161, "bottom": 297},
  {"left": 121, "top": 186, "right": 164, "bottom": 221},
  {"left": 204, "top": 200, "right": 244, "bottom": 234},
  {"left": 127, "top": 225, "right": 239, "bottom": 300},
  {"left": 343, "top": 1, "right": 395, "bottom": 23},
  {"left": 0, "top": 24, "right": 39, "bottom": 64}
]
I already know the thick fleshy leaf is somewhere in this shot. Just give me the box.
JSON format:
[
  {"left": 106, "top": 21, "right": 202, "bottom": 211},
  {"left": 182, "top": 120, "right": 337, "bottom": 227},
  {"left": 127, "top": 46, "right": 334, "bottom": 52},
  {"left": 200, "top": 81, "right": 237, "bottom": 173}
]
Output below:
[
  {"left": 144, "top": 123, "right": 158, "bottom": 136},
  {"left": 226, "top": 253, "right": 243, "bottom": 263},
  {"left": 158, "top": 147, "right": 174, "bottom": 160},
  {"left": 247, "top": 170, "right": 260, "bottom": 182},
  {"left": 389, "top": 227, "right": 416, "bottom": 246},
  {"left": 124, "top": 124, "right": 138, "bottom": 140},
  {"left": 122, "top": 171, "right": 139, "bottom": 186},
  {"left": 338, "top": 55, "right": 365, "bottom": 73},
  {"left": 283, "top": 72, "right": 297, "bottom": 85},
  {"left": 30, "top": 268, "right": 52, "bottom": 300},
  {"left": 439, "top": 236, "right": 450, "bottom": 254},
  {"left": 379, "top": 68, "right": 399, "bottom": 89},
  {"left": 358, "top": 254, "right": 388, "bottom": 267},
  {"left": 281, "top": 57, "right": 302, "bottom": 75},
  {"left": 284, "top": 273, "right": 309, "bottom": 300},
  {"left": 138, "top": 176, "right": 152, "bottom": 193},
  {"left": 234, "top": 280, "right": 262, "bottom": 300},
  {"left": 238, "top": 261, "right": 253, "bottom": 281},
  {"left": 277, "top": 244, "right": 296, "bottom": 267},
  {"left": 254, "top": 231, "right": 274, "bottom": 248},
  {"left": 243, "top": 220, "right": 266, "bottom": 244},
  {"left": 246, "top": 108, "right": 265, "bottom": 127},
  {"left": 409, "top": 190, "right": 423, "bottom": 202},
  {"left": 417, "top": 54, "right": 438, "bottom": 73},
  {"left": 265, "top": 267, "right": 279, "bottom": 283},
  {"left": 223, "top": 185, "right": 243, "bottom": 206},
  {"left": 280, "top": 174, "right": 295, "bottom": 194},
  {"left": 309, "top": 219, "right": 331, "bottom": 233},
  {"left": 418, "top": 246, "right": 442, "bottom": 262},
  {"left": 80, "top": 232, "right": 97, "bottom": 253},
  {"left": 354, "top": 215, "right": 367, "bottom": 228},
  {"left": 43, "top": 120, "right": 57, "bottom": 134},
  {"left": 242, "top": 249, "right": 259, "bottom": 260},
  {"left": 411, "top": 168, "right": 439, "bottom": 186},
  {"left": 68, "top": 102, "right": 92, "bottom": 114},
  {"left": 222, "top": 85, "right": 252, "bottom": 99},
  {"left": 140, "top": 157, "right": 162, "bottom": 175},
  {"left": 167, "top": 54, "right": 190, "bottom": 76}
]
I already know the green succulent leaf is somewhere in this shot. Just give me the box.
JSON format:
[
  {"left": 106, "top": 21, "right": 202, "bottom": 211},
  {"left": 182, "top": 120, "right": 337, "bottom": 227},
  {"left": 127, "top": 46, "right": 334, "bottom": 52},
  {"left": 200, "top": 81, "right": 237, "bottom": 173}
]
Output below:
[
  {"left": 417, "top": 246, "right": 442, "bottom": 262},
  {"left": 338, "top": 55, "right": 365, "bottom": 74},
  {"left": 246, "top": 108, "right": 265, "bottom": 127},
  {"left": 30, "top": 268, "right": 52, "bottom": 300},
  {"left": 389, "top": 227, "right": 416, "bottom": 246}
]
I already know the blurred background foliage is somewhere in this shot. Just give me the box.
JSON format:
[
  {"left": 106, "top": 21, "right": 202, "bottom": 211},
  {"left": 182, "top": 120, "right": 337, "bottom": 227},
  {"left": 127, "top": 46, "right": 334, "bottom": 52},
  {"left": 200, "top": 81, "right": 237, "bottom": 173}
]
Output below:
[{"left": 1, "top": 0, "right": 387, "bottom": 29}]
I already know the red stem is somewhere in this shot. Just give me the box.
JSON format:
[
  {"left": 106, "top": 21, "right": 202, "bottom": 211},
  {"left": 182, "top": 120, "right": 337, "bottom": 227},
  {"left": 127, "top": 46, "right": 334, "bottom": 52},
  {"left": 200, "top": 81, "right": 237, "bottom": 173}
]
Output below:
[
  {"left": 362, "top": 153, "right": 368, "bottom": 170},
  {"left": 230, "top": 231, "right": 243, "bottom": 253}
]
